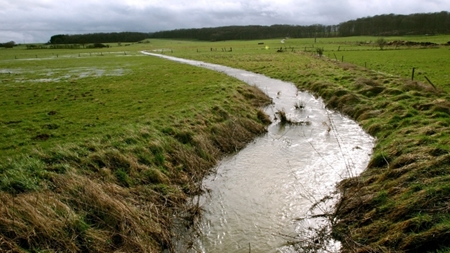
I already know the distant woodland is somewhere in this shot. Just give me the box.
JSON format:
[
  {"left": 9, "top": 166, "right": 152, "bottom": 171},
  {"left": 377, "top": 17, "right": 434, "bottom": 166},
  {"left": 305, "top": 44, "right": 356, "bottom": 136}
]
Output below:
[
  {"left": 48, "top": 32, "right": 151, "bottom": 45},
  {"left": 48, "top": 11, "right": 450, "bottom": 44}
]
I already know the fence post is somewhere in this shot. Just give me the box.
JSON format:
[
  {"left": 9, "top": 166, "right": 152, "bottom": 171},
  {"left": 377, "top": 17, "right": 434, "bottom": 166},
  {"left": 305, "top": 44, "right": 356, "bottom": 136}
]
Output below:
[{"left": 424, "top": 76, "right": 437, "bottom": 90}]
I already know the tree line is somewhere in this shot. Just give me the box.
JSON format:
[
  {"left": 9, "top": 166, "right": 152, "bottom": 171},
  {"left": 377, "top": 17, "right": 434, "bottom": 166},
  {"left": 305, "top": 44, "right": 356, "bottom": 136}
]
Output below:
[
  {"left": 148, "top": 24, "right": 339, "bottom": 41},
  {"left": 339, "top": 11, "right": 450, "bottom": 36},
  {"left": 0, "top": 41, "right": 15, "bottom": 48},
  {"left": 49, "top": 32, "right": 150, "bottom": 44},
  {"left": 149, "top": 11, "right": 449, "bottom": 41},
  {"left": 45, "top": 11, "right": 449, "bottom": 44}
]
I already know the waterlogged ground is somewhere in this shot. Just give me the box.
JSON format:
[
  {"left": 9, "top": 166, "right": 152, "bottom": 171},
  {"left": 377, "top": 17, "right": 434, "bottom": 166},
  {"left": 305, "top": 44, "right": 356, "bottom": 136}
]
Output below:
[
  {"left": 143, "top": 52, "right": 374, "bottom": 252},
  {"left": 0, "top": 51, "right": 140, "bottom": 84},
  {"left": 0, "top": 66, "right": 128, "bottom": 83}
]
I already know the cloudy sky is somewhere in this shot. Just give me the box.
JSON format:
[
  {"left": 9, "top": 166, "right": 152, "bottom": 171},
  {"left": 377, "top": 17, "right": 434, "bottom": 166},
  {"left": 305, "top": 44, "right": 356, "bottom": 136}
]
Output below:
[{"left": 1, "top": 0, "right": 448, "bottom": 43}]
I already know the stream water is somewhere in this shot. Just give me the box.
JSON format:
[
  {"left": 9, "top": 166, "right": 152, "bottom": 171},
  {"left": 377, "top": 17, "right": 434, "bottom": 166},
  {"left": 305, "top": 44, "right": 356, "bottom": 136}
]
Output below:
[{"left": 141, "top": 52, "right": 374, "bottom": 253}]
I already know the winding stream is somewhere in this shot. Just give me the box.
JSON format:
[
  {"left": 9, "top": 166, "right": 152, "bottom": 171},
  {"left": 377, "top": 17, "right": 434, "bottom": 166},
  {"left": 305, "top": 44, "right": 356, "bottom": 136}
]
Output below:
[{"left": 141, "top": 52, "right": 374, "bottom": 252}]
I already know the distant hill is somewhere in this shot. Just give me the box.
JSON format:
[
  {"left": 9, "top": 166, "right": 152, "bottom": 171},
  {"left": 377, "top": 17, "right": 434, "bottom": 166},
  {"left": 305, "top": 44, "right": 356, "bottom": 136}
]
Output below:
[{"left": 49, "top": 11, "right": 450, "bottom": 44}]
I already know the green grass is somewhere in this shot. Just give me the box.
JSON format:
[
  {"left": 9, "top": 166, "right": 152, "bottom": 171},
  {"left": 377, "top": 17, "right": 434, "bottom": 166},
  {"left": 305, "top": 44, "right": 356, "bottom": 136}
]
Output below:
[
  {"left": 332, "top": 48, "right": 450, "bottom": 87},
  {"left": 0, "top": 43, "right": 271, "bottom": 252},
  {"left": 146, "top": 35, "right": 450, "bottom": 89},
  {"left": 0, "top": 45, "right": 254, "bottom": 157}
]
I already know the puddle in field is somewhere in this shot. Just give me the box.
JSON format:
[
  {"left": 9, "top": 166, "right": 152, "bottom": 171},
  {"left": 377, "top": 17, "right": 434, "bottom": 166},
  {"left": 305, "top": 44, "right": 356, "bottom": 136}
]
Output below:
[
  {"left": 141, "top": 52, "right": 374, "bottom": 253},
  {"left": 0, "top": 67, "right": 128, "bottom": 83}
]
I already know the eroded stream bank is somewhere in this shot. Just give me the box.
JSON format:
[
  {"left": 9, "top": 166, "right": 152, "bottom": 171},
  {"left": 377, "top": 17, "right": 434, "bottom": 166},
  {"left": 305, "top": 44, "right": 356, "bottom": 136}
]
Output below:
[{"left": 142, "top": 52, "right": 374, "bottom": 252}]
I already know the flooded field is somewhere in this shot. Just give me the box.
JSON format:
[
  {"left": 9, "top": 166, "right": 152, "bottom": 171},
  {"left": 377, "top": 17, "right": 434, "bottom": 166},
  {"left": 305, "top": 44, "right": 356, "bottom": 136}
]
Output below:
[{"left": 0, "top": 66, "right": 128, "bottom": 83}]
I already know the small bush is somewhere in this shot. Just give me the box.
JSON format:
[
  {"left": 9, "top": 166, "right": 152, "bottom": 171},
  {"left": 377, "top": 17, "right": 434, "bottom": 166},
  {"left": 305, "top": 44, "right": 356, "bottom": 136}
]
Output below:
[
  {"left": 316, "top": 47, "right": 324, "bottom": 56},
  {"left": 376, "top": 38, "right": 386, "bottom": 50}
]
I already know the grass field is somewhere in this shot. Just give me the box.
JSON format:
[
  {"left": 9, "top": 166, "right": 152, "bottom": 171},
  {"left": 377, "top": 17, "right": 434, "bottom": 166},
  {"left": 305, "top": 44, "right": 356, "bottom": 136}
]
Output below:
[
  {"left": 1, "top": 35, "right": 450, "bottom": 252},
  {"left": 146, "top": 35, "right": 450, "bottom": 88},
  {"left": 0, "top": 43, "right": 271, "bottom": 252},
  {"left": 0, "top": 46, "right": 258, "bottom": 158}
]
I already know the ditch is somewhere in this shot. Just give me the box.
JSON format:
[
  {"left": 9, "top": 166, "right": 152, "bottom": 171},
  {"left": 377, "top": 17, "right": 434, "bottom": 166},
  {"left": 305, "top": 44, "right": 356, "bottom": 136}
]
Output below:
[{"left": 142, "top": 52, "right": 374, "bottom": 252}]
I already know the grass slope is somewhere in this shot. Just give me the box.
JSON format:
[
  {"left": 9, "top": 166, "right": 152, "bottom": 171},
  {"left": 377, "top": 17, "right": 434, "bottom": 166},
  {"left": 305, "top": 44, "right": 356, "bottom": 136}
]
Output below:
[
  {"left": 0, "top": 45, "right": 271, "bottom": 252},
  {"left": 162, "top": 36, "right": 450, "bottom": 252}
]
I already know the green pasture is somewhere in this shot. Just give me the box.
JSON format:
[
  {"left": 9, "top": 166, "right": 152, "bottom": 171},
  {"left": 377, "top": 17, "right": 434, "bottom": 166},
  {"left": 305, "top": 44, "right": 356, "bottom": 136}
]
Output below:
[
  {"left": 147, "top": 35, "right": 450, "bottom": 89},
  {"left": 328, "top": 46, "right": 450, "bottom": 87},
  {"left": 0, "top": 44, "right": 247, "bottom": 158}
]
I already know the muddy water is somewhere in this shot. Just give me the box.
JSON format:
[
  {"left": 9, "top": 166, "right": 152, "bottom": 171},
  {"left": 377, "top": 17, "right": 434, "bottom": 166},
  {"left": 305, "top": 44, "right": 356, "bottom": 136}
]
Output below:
[{"left": 142, "top": 52, "right": 374, "bottom": 252}]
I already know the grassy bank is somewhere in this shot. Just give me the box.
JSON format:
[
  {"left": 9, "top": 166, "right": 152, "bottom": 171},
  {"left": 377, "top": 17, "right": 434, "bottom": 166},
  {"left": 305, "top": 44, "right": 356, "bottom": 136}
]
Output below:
[
  {"left": 0, "top": 45, "right": 271, "bottom": 252},
  {"left": 160, "top": 36, "right": 450, "bottom": 252}
]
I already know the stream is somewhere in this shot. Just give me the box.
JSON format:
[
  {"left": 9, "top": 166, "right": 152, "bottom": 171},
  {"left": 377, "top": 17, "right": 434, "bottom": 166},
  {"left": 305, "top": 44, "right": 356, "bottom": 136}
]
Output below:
[{"left": 141, "top": 52, "right": 374, "bottom": 252}]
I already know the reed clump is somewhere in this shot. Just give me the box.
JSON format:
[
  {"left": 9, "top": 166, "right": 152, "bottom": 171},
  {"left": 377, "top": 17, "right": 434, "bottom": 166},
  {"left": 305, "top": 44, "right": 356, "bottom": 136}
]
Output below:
[{"left": 276, "top": 109, "right": 290, "bottom": 124}]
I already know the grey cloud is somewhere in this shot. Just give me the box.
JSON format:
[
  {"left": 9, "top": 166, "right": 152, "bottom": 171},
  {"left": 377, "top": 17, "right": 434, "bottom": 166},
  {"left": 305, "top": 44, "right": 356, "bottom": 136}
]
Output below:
[{"left": 0, "top": 0, "right": 447, "bottom": 43}]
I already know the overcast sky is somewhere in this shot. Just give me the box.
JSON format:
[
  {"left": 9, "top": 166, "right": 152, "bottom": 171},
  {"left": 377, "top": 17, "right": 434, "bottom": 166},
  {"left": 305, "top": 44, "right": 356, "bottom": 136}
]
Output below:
[{"left": 1, "top": 0, "right": 448, "bottom": 43}]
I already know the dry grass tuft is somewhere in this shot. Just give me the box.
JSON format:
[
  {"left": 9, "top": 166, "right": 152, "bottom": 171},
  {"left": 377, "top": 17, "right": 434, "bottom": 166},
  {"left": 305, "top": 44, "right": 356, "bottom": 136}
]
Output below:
[
  {"left": 210, "top": 117, "right": 266, "bottom": 153},
  {"left": 403, "top": 80, "right": 437, "bottom": 93},
  {"left": 356, "top": 109, "right": 382, "bottom": 121},
  {"left": 257, "top": 109, "right": 272, "bottom": 124},
  {"left": 237, "top": 85, "right": 272, "bottom": 107},
  {"left": 0, "top": 173, "right": 166, "bottom": 252},
  {"left": 339, "top": 62, "right": 358, "bottom": 71},
  {"left": 354, "top": 77, "right": 382, "bottom": 89}
]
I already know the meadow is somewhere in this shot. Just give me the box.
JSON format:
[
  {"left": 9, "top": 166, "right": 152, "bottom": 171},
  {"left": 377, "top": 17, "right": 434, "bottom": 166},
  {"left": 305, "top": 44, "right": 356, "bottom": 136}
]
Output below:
[
  {"left": 0, "top": 43, "right": 271, "bottom": 252},
  {"left": 0, "top": 47, "right": 257, "bottom": 157},
  {"left": 149, "top": 35, "right": 450, "bottom": 88},
  {"left": 1, "top": 34, "right": 450, "bottom": 252}
]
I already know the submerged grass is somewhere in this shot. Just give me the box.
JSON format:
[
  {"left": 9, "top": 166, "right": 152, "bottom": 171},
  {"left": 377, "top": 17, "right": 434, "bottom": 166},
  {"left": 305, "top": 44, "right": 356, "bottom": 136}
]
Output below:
[
  {"left": 160, "top": 36, "right": 450, "bottom": 252},
  {"left": 0, "top": 45, "right": 271, "bottom": 252}
]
